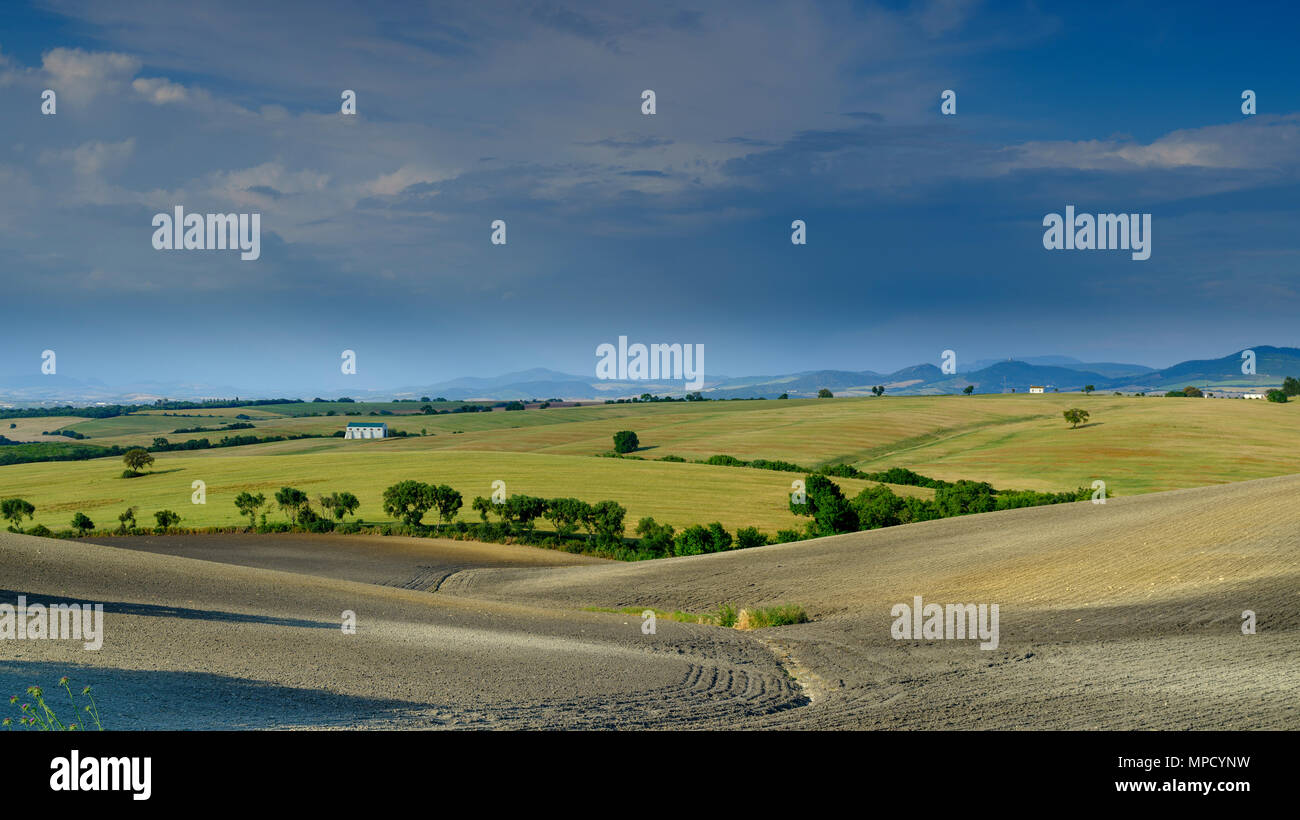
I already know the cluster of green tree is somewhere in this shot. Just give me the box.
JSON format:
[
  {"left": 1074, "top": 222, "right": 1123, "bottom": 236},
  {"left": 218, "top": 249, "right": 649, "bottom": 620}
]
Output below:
[
  {"left": 146, "top": 432, "right": 328, "bottom": 453},
  {"left": 633, "top": 517, "right": 770, "bottom": 557},
  {"left": 1266, "top": 389, "right": 1289, "bottom": 403},
  {"left": 225, "top": 488, "right": 362, "bottom": 533},
  {"left": 41, "top": 429, "right": 88, "bottom": 440},
  {"left": 788, "top": 473, "right": 1095, "bottom": 538},
  {"left": 503, "top": 401, "right": 526, "bottom": 411},
  {"left": 170, "top": 422, "right": 255, "bottom": 434},
  {"left": 820, "top": 464, "right": 955, "bottom": 488},
  {"left": 2, "top": 498, "right": 182, "bottom": 535},
  {"left": 0, "top": 398, "right": 303, "bottom": 420},
  {"left": 1165, "top": 386, "right": 1205, "bottom": 397},
  {"left": 604, "top": 392, "right": 712, "bottom": 404},
  {"left": 0, "top": 441, "right": 132, "bottom": 466},
  {"left": 419, "top": 403, "right": 494, "bottom": 415},
  {"left": 697, "top": 454, "right": 806, "bottom": 473},
  {"left": 469, "top": 494, "right": 629, "bottom": 549}
]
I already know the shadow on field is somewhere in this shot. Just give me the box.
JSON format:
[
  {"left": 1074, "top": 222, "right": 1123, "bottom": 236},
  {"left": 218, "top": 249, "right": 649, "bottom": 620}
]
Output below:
[
  {"left": 0, "top": 660, "right": 440, "bottom": 729},
  {"left": 0, "top": 589, "right": 336, "bottom": 630}
]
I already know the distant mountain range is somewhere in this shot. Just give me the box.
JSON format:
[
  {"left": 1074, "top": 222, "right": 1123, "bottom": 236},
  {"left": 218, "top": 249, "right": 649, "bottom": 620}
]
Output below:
[{"left": 2, "top": 347, "right": 1297, "bottom": 406}]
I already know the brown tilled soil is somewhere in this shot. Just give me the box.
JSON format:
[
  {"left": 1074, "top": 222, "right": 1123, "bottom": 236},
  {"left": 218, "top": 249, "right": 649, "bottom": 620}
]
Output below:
[{"left": 2, "top": 473, "right": 1297, "bottom": 729}]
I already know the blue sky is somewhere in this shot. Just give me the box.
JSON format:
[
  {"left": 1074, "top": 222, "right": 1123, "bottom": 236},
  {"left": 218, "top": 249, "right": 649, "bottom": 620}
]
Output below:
[{"left": 2, "top": 0, "right": 1298, "bottom": 393}]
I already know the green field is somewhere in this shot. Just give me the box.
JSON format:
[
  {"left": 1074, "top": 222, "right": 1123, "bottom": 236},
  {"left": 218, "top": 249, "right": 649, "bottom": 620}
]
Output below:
[{"left": 2, "top": 393, "right": 1297, "bottom": 533}]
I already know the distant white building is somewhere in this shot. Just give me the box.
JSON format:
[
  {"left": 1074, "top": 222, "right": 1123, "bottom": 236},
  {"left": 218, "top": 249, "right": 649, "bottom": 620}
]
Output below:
[
  {"left": 1243, "top": 393, "right": 1265, "bottom": 400},
  {"left": 344, "top": 422, "right": 388, "bottom": 439},
  {"left": 1029, "top": 386, "right": 1045, "bottom": 394}
]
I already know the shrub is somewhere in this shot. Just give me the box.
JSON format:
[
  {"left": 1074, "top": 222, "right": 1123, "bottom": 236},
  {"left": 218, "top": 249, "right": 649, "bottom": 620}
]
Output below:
[
  {"left": 933, "top": 480, "right": 997, "bottom": 517},
  {"left": 672, "top": 522, "right": 733, "bottom": 555},
  {"left": 707, "top": 522, "right": 733, "bottom": 551},
  {"left": 26, "top": 524, "right": 53, "bottom": 538},
  {"left": 735, "top": 605, "right": 808, "bottom": 629},
  {"left": 153, "top": 510, "right": 181, "bottom": 530},
  {"left": 852, "top": 484, "right": 906, "bottom": 529},
  {"left": 734, "top": 526, "right": 770, "bottom": 549},
  {"left": 635, "top": 517, "right": 676, "bottom": 556},
  {"left": 703, "top": 454, "right": 747, "bottom": 467},
  {"left": 703, "top": 603, "right": 739, "bottom": 628},
  {"left": 790, "top": 474, "right": 859, "bottom": 535},
  {"left": 117, "top": 506, "right": 137, "bottom": 533},
  {"left": 612, "top": 430, "right": 639, "bottom": 454},
  {"left": 70, "top": 513, "right": 94, "bottom": 533},
  {"left": 1266, "top": 389, "right": 1288, "bottom": 403},
  {"left": 899, "top": 496, "right": 942, "bottom": 523}
]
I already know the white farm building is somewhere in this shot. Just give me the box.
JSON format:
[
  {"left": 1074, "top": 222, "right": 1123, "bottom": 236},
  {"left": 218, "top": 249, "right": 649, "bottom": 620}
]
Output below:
[{"left": 344, "top": 422, "right": 388, "bottom": 439}]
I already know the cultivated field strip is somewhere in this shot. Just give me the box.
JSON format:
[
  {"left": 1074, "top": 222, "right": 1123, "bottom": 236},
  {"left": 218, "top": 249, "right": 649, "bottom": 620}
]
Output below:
[{"left": 2, "top": 472, "right": 1296, "bottom": 729}]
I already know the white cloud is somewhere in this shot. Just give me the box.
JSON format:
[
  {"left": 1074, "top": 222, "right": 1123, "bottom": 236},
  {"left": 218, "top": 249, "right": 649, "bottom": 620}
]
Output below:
[
  {"left": 1000, "top": 116, "right": 1300, "bottom": 172},
  {"left": 365, "top": 165, "right": 448, "bottom": 196},
  {"left": 41, "top": 47, "right": 140, "bottom": 103},
  {"left": 132, "top": 76, "right": 188, "bottom": 104}
]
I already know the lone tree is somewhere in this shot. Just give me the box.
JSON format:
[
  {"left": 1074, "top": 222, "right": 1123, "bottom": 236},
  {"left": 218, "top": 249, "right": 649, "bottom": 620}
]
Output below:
[
  {"left": 818, "top": 388, "right": 834, "bottom": 398},
  {"left": 382, "top": 480, "right": 436, "bottom": 526},
  {"left": 963, "top": 385, "right": 974, "bottom": 395},
  {"left": 872, "top": 385, "right": 885, "bottom": 397},
  {"left": 71, "top": 512, "right": 94, "bottom": 534},
  {"left": 234, "top": 492, "right": 266, "bottom": 527},
  {"left": 2, "top": 497, "right": 35, "bottom": 531},
  {"left": 1182, "top": 385, "right": 1204, "bottom": 398},
  {"left": 1063, "top": 408, "right": 1090, "bottom": 428},
  {"left": 122, "top": 448, "right": 155, "bottom": 476},
  {"left": 1083, "top": 385, "right": 1095, "bottom": 394},
  {"left": 1282, "top": 376, "right": 1300, "bottom": 397},
  {"left": 319, "top": 491, "right": 361, "bottom": 521},
  {"left": 1266, "top": 389, "right": 1288, "bottom": 403},
  {"left": 612, "top": 430, "right": 639, "bottom": 454}
]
